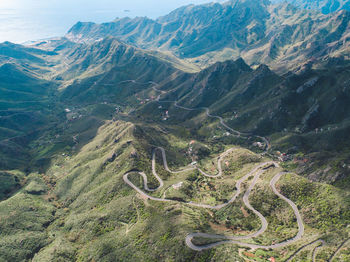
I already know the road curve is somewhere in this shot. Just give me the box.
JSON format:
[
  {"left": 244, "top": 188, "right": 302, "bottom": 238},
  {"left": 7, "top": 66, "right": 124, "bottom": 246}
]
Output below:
[
  {"left": 123, "top": 146, "right": 304, "bottom": 251},
  {"left": 284, "top": 239, "right": 325, "bottom": 262},
  {"left": 186, "top": 172, "right": 304, "bottom": 251},
  {"left": 312, "top": 240, "right": 325, "bottom": 262},
  {"left": 196, "top": 147, "right": 236, "bottom": 178},
  {"left": 163, "top": 100, "right": 271, "bottom": 151},
  {"left": 153, "top": 147, "right": 196, "bottom": 175},
  {"left": 120, "top": 80, "right": 305, "bottom": 252},
  {"left": 328, "top": 238, "right": 350, "bottom": 262},
  {"left": 114, "top": 79, "right": 271, "bottom": 151}
]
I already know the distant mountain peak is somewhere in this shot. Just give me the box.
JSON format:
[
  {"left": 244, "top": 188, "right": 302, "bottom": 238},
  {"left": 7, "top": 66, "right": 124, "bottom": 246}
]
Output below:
[
  {"left": 64, "top": 0, "right": 350, "bottom": 73},
  {"left": 271, "top": 0, "right": 350, "bottom": 14},
  {"left": 202, "top": 58, "right": 252, "bottom": 76}
]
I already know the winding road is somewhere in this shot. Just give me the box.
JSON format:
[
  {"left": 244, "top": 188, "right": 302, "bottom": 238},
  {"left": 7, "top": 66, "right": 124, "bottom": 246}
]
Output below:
[
  {"left": 173, "top": 101, "right": 242, "bottom": 137},
  {"left": 146, "top": 81, "right": 271, "bottom": 150},
  {"left": 169, "top": 99, "right": 270, "bottom": 151},
  {"left": 328, "top": 238, "right": 350, "bottom": 262},
  {"left": 185, "top": 171, "right": 304, "bottom": 251},
  {"left": 312, "top": 240, "right": 325, "bottom": 262},
  {"left": 117, "top": 79, "right": 307, "bottom": 252},
  {"left": 114, "top": 79, "right": 270, "bottom": 150},
  {"left": 284, "top": 239, "right": 325, "bottom": 262},
  {"left": 123, "top": 146, "right": 305, "bottom": 251}
]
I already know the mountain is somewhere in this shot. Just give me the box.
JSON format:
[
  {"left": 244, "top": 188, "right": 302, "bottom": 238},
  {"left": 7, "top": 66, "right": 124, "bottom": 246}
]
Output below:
[
  {"left": 0, "top": 62, "right": 60, "bottom": 170},
  {"left": 138, "top": 58, "right": 350, "bottom": 160},
  {"left": 65, "top": 0, "right": 350, "bottom": 72},
  {"left": 0, "top": 37, "right": 197, "bottom": 171},
  {"left": 272, "top": 0, "right": 350, "bottom": 14},
  {"left": 58, "top": 37, "right": 192, "bottom": 104},
  {"left": 0, "top": 41, "right": 56, "bottom": 64},
  {"left": 0, "top": 0, "right": 350, "bottom": 261}
]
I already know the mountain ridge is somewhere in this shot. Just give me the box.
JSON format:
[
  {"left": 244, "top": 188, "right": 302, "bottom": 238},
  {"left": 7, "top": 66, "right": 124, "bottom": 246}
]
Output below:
[
  {"left": 65, "top": 0, "right": 350, "bottom": 72},
  {"left": 0, "top": 1, "right": 349, "bottom": 261},
  {"left": 272, "top": 0, "right": 350, "bottom": 14}
]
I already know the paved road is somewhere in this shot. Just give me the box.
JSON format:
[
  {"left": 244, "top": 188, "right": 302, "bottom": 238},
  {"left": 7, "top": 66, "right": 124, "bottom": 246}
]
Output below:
[
  {"left": 312, "top": 240, "right": 325, "bottom": 262},
  {"left": 92, "top": 78, "right": 270, "bottom": 152},
  {"left": 283, "top": 226, "right": 348, "bottom": 261},
  {"left": 196, "top": 147, "right": 236, "bottom": 178},
  {"left": 110, "top": 79, "right": 350, "bottom": 259},
  {"left": 285, "top": 239, "right": 325, "bottom": 262},
  {"left": 186, "top": 171, "right": 304, "bottom": 251},
  {"left": 328, "top": 238, "right": 350, "bottom": 262},
  {"left": 123, "top": 146, "right": 304, "bottom": 251},
  {"left": 145, "top": 82, "right": 270, "bottom": 149},
  {"left": 160, "top": 99, "right": 271, "bottom": 151},
  {"left": 154, "top": 147, "right": 196, "bottom": 175},
  {"left": 121, "top": 80, "right": 305, "bottom": 251}
]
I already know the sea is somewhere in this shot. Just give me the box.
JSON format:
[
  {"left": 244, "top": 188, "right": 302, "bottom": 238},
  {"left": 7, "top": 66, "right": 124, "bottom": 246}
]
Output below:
[
  {"left": 0, "top": 8, "right": 129, "bottom": 44},
  {"left": 0, "top": 0, "right": 217, "bottom": 44}
]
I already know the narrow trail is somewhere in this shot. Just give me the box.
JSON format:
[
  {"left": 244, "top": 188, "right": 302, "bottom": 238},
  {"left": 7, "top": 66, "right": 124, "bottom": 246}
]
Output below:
[
  {"left": 284, "top": 239, "right": 324, "bottom": 262},
  {"left": 328, "top": 238, "right": 350, "bottom": 262},
  {"left": 282, "top": 233, "right": 350, "bottom": 261}
]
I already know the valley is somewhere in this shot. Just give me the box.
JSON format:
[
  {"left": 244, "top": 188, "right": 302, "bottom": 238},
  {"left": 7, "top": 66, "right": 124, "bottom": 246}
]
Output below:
[{"left": 0, "top": 0, "right": 350, "bottom": 261}]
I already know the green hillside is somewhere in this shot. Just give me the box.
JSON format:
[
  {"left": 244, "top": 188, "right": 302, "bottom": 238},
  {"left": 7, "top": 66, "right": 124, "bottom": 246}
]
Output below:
[{"left": 0, "top": 0, "right": 350, "bottom": 261}]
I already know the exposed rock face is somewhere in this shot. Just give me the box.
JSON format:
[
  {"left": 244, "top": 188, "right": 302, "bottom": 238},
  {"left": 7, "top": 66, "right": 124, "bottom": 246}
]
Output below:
[
  {"left": 65, "top": 0, "right": 350, "bottom": 72},
  {"left": 302, "top": 102, "right": 320, "bottom": 128},
  {"left": 272, "top": 0, "right": 350, "bottom": 14},
  {"left": 296, "top": 77, "right": 319, "bottom": 94}
]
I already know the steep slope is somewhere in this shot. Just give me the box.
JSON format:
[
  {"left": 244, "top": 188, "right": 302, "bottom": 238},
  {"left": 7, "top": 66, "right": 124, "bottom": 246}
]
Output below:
[
  {"left": 1, "top": 118, "right": 348, "bottom": 261},
  {"left": 0, "top": 37, "right": 195, "bottom": 171},
  {"left": 55, "top": 39, "right": 350, "bottom": 163},
  {"left": 65, "top": 0, "right": 350, "bottom": 72},
  {"left": 59, "top": 37, "right": 188, "bottom": 104},
  {"left": 65, "top": 0, "right": 271, "bottom": 56},
  {"left": 0, "top": 41, "right": 56, "bottom": 65},
  {"left": 272, "top": 0, "right": 350, "bottom": 14},
  {"left": 0, "top": 41, "right": 58, "bottom": 78},
  {"left": 242, "top": 4, "right": 350, "bottom": 70},
  {"left": 0, "top": 3, "right": 349, "bottom": 259},
  {"left": 136, "top": 58, "right": 350, "bottom": 176},
  {"left": 0, "top": 63, "right": 61, "bottom": 169}
]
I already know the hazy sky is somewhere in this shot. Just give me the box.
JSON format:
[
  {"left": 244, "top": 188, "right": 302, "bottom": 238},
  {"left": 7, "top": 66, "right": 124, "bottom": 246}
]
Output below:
[{"left": 0, "top": 0, "right": 221, "bottom": 43}]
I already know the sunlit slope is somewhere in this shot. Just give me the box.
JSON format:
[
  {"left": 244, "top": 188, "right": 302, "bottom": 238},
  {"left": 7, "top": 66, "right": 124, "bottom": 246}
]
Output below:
[{"left": 66, "top": 0, "right": 350, "bottom": 72}]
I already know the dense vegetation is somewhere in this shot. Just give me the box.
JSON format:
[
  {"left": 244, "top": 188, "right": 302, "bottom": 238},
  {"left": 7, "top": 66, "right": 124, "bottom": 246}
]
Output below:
[{"left": 0, "top": 0, "right": 350, "bottom": 261}]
